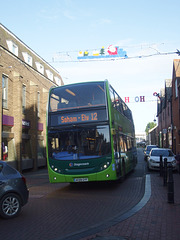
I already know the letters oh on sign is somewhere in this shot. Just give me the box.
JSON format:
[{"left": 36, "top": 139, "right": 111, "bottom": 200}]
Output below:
[{"left": 125, "top": 96, "right": 145, "bottom": 103}]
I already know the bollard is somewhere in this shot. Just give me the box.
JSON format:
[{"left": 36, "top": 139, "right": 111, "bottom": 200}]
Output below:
[
  {"left": 167, "top": 163, "right": 174, "bottom": 204},
  {"left": 160, "top": 155, "right": 163, "bottom": 177},
  {"left": 163, "top": 158, "right": 167, "bottom": 186}
]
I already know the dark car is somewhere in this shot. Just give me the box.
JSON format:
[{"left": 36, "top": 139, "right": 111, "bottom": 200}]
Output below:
[
  {"left": 0, "top": 161, "right": 29, "bottom": 219},
  {"left": 144, "top": 145, "right": 158, "bottom": 161}
]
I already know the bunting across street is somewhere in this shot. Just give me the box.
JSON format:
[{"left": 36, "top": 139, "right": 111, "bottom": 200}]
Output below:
[{"left": 77, "top": 45, "right": 128, "bottom": 60}]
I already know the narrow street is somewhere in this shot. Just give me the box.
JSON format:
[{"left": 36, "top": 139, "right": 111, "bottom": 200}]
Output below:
[{"left": 0, "top": 149, "right": 146, "bottom": 240}]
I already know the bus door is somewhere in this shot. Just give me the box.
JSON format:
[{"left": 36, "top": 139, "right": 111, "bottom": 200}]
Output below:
[{"left": 113, "top": 132, "right": 121, "bottom": 178}]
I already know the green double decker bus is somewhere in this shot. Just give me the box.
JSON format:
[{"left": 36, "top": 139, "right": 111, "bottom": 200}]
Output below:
[{"left": 46, "top": 80, "right": 137, "bottom": 183}]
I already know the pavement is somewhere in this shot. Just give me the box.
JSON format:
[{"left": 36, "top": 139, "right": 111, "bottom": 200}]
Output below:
[{"left": 79, "top": 170, "right": 180, "bottom": 240}]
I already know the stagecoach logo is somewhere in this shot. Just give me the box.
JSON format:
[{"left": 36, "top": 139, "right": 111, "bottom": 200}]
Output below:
[{"left": 69, "top": 162, "right": 89, "bottom": 167}]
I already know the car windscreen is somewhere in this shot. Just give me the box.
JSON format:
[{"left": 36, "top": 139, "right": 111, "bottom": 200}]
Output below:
[
  {"left": 151, "top": 150, "right": 174, "bottom": 157},
  {"left": 147, "top": 145, "right": 157, "bottom": 151}
]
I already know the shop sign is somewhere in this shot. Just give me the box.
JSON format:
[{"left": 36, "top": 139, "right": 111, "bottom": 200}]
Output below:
[
  {"left": 22, "top": 119, "right": 31, "bottom": 128},
  {"left": 2, "top": 115, "right": 14, "bottom": 126}
]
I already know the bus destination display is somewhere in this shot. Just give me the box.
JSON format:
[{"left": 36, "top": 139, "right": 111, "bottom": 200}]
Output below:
[{"left": 59, "top": 112, "right": 98, "bottom": 124}]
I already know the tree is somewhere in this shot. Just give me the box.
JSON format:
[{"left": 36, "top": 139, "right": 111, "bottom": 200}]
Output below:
[{"left": 145, "top": 122, "right": 157, "bottom": 135}]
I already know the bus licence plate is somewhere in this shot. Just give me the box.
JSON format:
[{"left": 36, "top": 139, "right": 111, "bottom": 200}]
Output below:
[{"left": 74, "top": 178, "right": 88, "bottom": 182}]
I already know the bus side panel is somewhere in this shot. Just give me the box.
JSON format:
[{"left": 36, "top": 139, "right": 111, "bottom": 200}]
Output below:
[{"left": 106, "top": 82, "right": 136, "bottom": 179}]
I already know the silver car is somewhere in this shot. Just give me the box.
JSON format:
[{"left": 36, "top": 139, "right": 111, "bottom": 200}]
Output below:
[
  {"left": 147, "top": 148, "right": 176, "bottom": 171},
  {"left": 0, "top": 161, "right": 29, "bottom": 219}
]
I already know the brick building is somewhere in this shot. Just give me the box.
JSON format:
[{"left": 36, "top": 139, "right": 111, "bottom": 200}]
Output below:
[
  {"left": 0, "top": 24, "right": 63, "bottom": 171},
  {"left": 172, "top": 59, "right": 180, "bottom": 154},
  {"left": 157, "top": 59, "right": 180, "bottom": 154},
  {"left": 157, "top": 79, "right": 172, "bottom": 149}
]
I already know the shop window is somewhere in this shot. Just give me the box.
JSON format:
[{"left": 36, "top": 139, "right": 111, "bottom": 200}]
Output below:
[
  {"left": 2, "top": 138, "right": 15, "bottom": 161},
  {"left": 37, "top": 139, "right": 45, "bottom": 159},
  {"left": 2, "top": 75, "right": 8, "bottom": 109},
  {"left": 22, "top": 128, "right": 32, "bottom": 160},
  {"left": 22, "top": 139, "right": 32, "bottom": 160}
]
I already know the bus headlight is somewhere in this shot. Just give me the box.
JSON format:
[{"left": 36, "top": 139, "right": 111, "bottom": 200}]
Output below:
[
  {"left": 99, "top": 162, "right": 110, "bottom": 171},
  {"left": 51, "top": 165, "right": 61, "bottom": 173}
]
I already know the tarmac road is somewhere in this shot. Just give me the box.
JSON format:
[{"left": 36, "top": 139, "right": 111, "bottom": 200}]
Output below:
[{"left": 0, "top": 148, "right": 147, "bottom": 240}]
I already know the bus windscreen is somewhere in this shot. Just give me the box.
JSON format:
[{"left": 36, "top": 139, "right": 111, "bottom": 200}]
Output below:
[
  {"left": 48, "top": 125, "right": 111, "bottom": 160},
  {"left": 49, "top": 82, "right": 106, "bottom": 112}
]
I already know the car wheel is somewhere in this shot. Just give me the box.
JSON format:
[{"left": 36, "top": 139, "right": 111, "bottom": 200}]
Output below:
[{"left": 0, "top": 193, "right": 22, "bottom": 219}]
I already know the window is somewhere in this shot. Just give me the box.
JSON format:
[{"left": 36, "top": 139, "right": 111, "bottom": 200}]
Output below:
[
  {"left": 37, "top": 91, "right": 40, "bottom": 117},
  {"left": 37, "top": 139, "right": 45, "bottom": 160},
  {"left": 2, "top": 75, "right": 8, "bottom": 109},
  {"left": 54, "top": 76, "right": 61, "bottom": 86},
  {"left": 109, "top": 86, "right": 115, "bottom": 108},
  {"left": 35, "top": 62, "right": 44, "bottom": 74},
  {"left": 6, "top": 40, "right": 18, "bottom": 56},
  {"left": 48, "top": 125, "right": 111, "bottom": 160},
  {"left": 22, "top": 52, "right": 32, "bottom": 66},
  {"left": 49, "top": 82, "right": 106, "bottom": 111},
  {"left": 2, "top": 138, "right": 16, "bottom": 161},
  {"left": 22, "top": 85, "right": 26, "bottom": 114},
  {"left": 175, "top": 79, "right": 178, "bottom": 98},
  {"left": 22, "top": 138, "right": 32, "bottom": 160},
  {"left": 46, "top": 70, "right": 53, "bottom": 81}
]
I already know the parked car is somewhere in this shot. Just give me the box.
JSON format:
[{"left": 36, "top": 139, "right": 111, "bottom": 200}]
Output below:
[
  {"left": 147, "top": 148, "right": 176, "bottom": 171},
  {"left": 144, "top": 145, "right": 158, "bottom": 161},
  {"left": 0, "top": 161, "right": 29, "bottom": 219}
]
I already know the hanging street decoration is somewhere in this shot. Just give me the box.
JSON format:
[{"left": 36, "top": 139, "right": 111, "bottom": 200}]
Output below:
[
  {"left": 153, "top": 92, "right": 161, "bottom": 99},
  {"left": 77, "top": 45, "right": 128, "bottom": 60},
  {"left": 124, "top": 93, "right": 162, "bottom": 103},
  {"left": 124, "top": 96, "right": 145, "bottom": 103}
]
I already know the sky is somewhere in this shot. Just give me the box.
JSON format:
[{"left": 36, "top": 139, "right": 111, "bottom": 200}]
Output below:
[{"left": 1, "top": 0, "right": 180, "bottom": 133}]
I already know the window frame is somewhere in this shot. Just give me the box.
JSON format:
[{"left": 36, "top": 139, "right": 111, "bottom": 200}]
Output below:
[
  {"left": 22, "top": 84, "right": 26, "bottom": 114},
  {"left": 2, "top": 74, "right": 8, "bottom": 109}
]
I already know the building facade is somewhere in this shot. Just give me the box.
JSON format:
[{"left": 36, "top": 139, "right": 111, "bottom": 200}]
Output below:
[
  {"left": 157, "top": 59, "right": 180, "bottom": 154},
  {"left": 147, "top": 126, "right": 158, "bottom": 146},
  {"left": 0, "top": 24, "right": 63, "bottom": 171},
  {"left": 157, "top": 79, "right": 172, "bottom": 149},
  {"left": 172, "top": 59, "right": 180, "bottom": 154}
]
